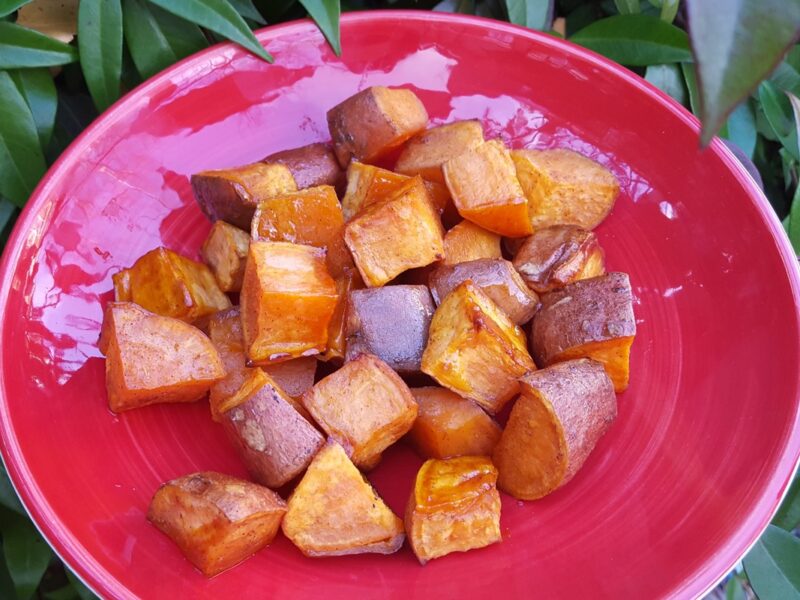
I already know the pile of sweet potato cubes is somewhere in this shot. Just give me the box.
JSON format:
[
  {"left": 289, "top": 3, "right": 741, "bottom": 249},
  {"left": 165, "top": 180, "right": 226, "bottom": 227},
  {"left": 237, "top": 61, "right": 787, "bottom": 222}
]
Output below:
[{"left": 99, "top": 85, "right": 637, "bottom": 576}]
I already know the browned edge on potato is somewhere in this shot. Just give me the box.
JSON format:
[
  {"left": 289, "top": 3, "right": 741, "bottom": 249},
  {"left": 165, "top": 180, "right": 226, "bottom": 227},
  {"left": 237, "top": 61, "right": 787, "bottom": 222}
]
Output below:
[
  {"left": 395, "top": 119, "right": 485, "bottom": 184},
  {"left": 201, "top": 221, "right": 250, "bottom": 293},
  {"left": 263, "top": 142, "right": 344, "bottom": 190}
]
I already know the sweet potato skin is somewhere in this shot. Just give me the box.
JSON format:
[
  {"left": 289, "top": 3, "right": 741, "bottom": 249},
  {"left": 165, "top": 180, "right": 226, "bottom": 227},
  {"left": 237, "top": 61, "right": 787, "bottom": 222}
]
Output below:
[
  {"left": 443, "top": 220, "right": 502, "bottom": 265},
  {"left": 493, "top": 359, "right": 617, "bottom": 500},
  {"left": 147, "top": 471, "right": 286, "bottom": 577},
  {"left": 263, "top": 142, "right": 344, "bottom": 190},
  {"left": 395, "top": 120, "right": 485, "bottom": 184},
  {"left": 201, "top": 221, "right": 250, "bottom": 293},
  {"left": 322, "top": 269, "right": 364, "bottom": 362}
]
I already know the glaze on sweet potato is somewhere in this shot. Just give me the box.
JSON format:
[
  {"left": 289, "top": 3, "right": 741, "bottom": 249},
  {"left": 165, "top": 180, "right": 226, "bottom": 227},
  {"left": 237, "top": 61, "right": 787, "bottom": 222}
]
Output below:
[
  {"left": 321, "top": 269, "right": 364, "bottom": 362},
  {"left": 263, "top": 142, "right": 344, "bottom": 190},
  {"left": 442, "top": 220, "right": 502, "bottom": 265},
  {"left": 395, "top": 120, "right": 485, "bottom": 184},
  {"left": 201, "top": 221, "right": 250, "bottom": 293},
  {"left": 493, "top": 359, "right": 616, "bottom": 500}
]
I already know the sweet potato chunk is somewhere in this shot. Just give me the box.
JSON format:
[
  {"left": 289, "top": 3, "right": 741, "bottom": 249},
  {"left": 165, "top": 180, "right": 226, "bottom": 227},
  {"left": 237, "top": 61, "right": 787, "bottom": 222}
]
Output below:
[
  {"left": 201, "top": 221, "right": 250, "bottom": 293},
  {"left": 405, "top": 456, "right": 501, "bottom": 564},
  {"left": 511, "top": 149, "right": 619, "bottom": 230},
  {"left": 345, "top": 177, "right": 445, "bottom": 287},
  {"left": 263, "top": 142, "right": 343, "bottom": 190},
  {"left": 531, "top": 272, "right": 635, "bottom": 391},
  {"left": 512, "top": 225, "right": 605, "bottom": 293},
  {"left": 282, "top": 441, "right": 404, "bottom": 556},
  {"left": 421, "top": 281, "right": 535, "bottom": 414},
  {"left": 148, "top": 471, "right": 286, "bottom": 577},
  {"left": 327, "top": 86, "right": 428, "bottom": 167},
  {"left": 493, "top": 359, "right": 616, "bottom": 500},
  {"left": 345, "top": 285, "right": 435, "bottom": 373},
  {"left": 429, "top": 259, "right": 539, "bottom": 325},
  {"left": 395, "top": 120, "right": 485, "bottom": 184},
  {"left": 322, "top": 269, "right": 364, "bottom": 362},
  {"left": 408, "top": 387, "right": 501, "bottom": 459},
  {"left": 113, "top": 247, "right": 231, "bottom": 324},
  {"left": 191, "top": 162, "right": 297, "bottom": 230},
  {"left": 442, "top": 220, "right": 502, "bottom": 265},
  {"left": 240, "top": 241, "right": 338, "bottom": 364},
  {"left": 100, "top": 302, "right": 224, "bottom": 412},
  {"left": 302, "top": 354, "right": 418, "bottom": 468},
  {"left": 443, "top": 140, "right": 532, "bottom": 237}
]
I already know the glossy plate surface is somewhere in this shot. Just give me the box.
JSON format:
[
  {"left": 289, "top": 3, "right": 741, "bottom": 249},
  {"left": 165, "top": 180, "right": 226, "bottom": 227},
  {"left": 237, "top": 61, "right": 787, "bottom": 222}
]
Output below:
[{"left": 1, "top": 11, "right": 799, "bottom": 600}]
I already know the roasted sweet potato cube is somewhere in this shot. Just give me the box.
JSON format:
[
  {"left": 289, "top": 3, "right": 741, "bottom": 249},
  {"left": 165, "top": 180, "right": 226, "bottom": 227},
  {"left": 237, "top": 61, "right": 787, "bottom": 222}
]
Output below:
[
  {"left": 201, "top": 221, "right": 250, "bottom": 293},
  {"left": 114, "top": 247, "right": 231, "bottom": 324},
  {"left": 191, "top": 162, "right": 297, "bottom": 230},
  {"left": 322, "top": 269, "right": 364, "bottom": 362},
  {"left": 263, "top": 142, "right": 344, "bottom": 190},
  {"left": 302, "top": 354, "right": 418, "bottom": 468},
  {"left": 345, "top": 285, "right": 435, "bottom": 373},
  {"left": 112, "top": 269, "right": 131, "bottom": 301},
  {"left": 429, "top": 259, "right": 539, "bottom": 325},
  {"left": 408, "top": 387, "right": 501, "bottom": 459},
  {"left": 327, "top": 86, "right": 428, "bottom": 167},
  {"left": 241, "top": 241, "right": 338, "bottom": 364},
  {"left": 531, "top": 272, "right": 635, "bottom": 391},
  {"left": 511, "top": 149, "right": 619, "bottom": 230},
  {"left": 443, "top": 220, "right": 502, "bottom": 265},
  {"left": 443, "top": 140, "right": 532, "bottom": 237},
  {"left": 493, "top": 359, "right": 616, "bottom": 500},
  {"left": 345, "top": 177, "right": 445, "bottom": 287},
  {"left": 282, "top": 441, "right": 404, "bottom": 556},
  {"left": 395, "top": 120, "right": 485, "bottom": 184},
  {"left": 147, "top": 471, "right": 286, "bottom": 577},
  {"left": 100, "top": 302, "right": 224, "bottom": 412},
  {"left": 405, "top": 456, "right": 501, "bottom": 564},
  {"left": 421, "top": 281, "right": 535, "bottom": 414}
]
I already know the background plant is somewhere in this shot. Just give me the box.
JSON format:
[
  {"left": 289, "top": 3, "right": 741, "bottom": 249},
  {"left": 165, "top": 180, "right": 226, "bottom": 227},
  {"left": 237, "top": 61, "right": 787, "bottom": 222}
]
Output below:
[{"left": 0, "top": 0, "right": 799, "bottom": 598}]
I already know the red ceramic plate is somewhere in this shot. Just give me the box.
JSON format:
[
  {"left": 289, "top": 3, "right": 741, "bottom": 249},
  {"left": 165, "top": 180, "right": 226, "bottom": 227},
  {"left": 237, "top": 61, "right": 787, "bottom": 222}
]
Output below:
[{"left": 1, "top": 11, "right": 799, "bottom": 600}]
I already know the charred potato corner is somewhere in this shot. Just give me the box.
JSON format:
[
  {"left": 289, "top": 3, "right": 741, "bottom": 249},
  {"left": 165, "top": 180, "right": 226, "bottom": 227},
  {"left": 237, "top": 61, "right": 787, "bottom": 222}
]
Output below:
[{"left": 97, "top": 85, "right": 639, "bottom": 574}]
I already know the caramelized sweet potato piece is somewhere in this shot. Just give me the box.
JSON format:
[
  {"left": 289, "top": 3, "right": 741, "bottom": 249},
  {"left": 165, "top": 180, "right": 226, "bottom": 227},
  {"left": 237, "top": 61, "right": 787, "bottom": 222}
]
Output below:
[
  {"left": 282, "top": 441, "right": 404, "bottom": 556},
  {"left": 148, "top": 471, "right": 286, "bottom": 577},
  {"left": 443, "top": 140, "right": 532, "bottom": 237},
  {"left": 345, "top": 285, "right": 435, "bottom": 373},
  {"left": 405, "top": 456, "right": 501, "bottom": 564},
  {"left": 429, "top": 258, "right": 539, "bottom": 325},
  {"left": 327, "top": 86, "right": 428, "bottom": 167},
  {"left": 100, "top": 302, "right": 224, "bottom": 412},
  {"left": 302, "top": 354, "right": 418, "bottom": 469},
  {"left": 201, "top": 221, "right": 250, "bottom": 293},
  {"left": 113, "top": 247, "right": 231, "bottom": 324},
  {"left": 345, "top": 177, "right": 445, "bottom": 287},
  {"left": 240, "top": 241, "right": 338, "bottom": 365},
  {"left": 531, "top": 272, "right": 635, "bottom": 391},
  {"left": 395, "top": 120, "right": 485, "bottom": 184},
  {"left": 421, "top": 281, "right": 535, "bottom": 414},
  {"left": 408, "top": 387, "right": 501, "bottom": 459},
  {"left": 493, "top": 359, "right": 616, "bottom": 500},
  {"left": 112, "top": 269, "right": 131, "bottom": 301},
  {"left": 263, "top": 142, "right": 343, "bottom": 190},
  {"left": 322, "top": 269, "right": 364, "bottom": 362},
  {"left": 511, "top": 149, "right": 619, "bottom": 230},
  {"left": 191, "top": 162, "right": 297, "bottom": 230},
  {"left": 443, "top": 220, "right": 502, "bottom": 265}
]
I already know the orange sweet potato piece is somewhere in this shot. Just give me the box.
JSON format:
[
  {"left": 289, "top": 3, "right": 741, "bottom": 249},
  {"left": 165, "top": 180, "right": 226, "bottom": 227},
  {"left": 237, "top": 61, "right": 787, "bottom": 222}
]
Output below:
[
  {"left": 327, "top": 86, "right": 428, "bottom": 167},
  {"left": 282, "top": 441, "right": 404, "bottom": 556},
  {"left": 148, "top": 471, "right": 286, "bottom": 577},
  {"left": 100, "top": 302, "right": 224, "bottom": 413},
  {"left": 511, "top": 148, "right": 619, "bottom": 230},
  {"left": 321, "top": 269, "right": 364, "bottom": 362},
  {"left": 191, "top": 162, "right": 297, "bottom": 230},
  {"left": 408, "top": 387, "right": 501, "bottom": 459},
  {"left": 302, "top": 354, "right": 418, "bottom": 469},
  {"left": 442, "top": 220, "right": 502, "bottom": 265},
  {"left": 531, "top": 272, "right": 635, "bottom": 391},
  {"left": 263, "top": 142, "right": 344, "bottom": 190},
  {"left": 395, "top": 120, "right": 485, "bottom": 184},
  {"left": 493, "top": 359, "right": 617, "bottom": 500},
  {"left": 240, "top": 241, "right": 338, "bottom": 365},
  {"left": 443, "top": 140, "right": 532, "bottom": 237},
  {"left": 344, "top": 177, "right": 445, "bottom": 287},
  {"left": 421, "top": 281, "right": 535, "bottom": 414},
  {"left": 201, "top": 221, "right": 250, "bottom": 293},
  {"left": 405, "top": 456, "right": 501, "bottom": 564}
]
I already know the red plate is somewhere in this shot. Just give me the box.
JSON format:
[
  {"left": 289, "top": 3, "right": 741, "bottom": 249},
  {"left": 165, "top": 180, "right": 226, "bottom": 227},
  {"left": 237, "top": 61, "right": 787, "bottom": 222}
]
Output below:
[{"left": 1, "top": 11, "right": 798, "bottom": 599}]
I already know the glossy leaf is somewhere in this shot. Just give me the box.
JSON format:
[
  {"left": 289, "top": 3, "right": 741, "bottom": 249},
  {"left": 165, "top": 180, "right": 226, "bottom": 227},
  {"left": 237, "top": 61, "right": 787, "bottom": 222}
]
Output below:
[
  {"left": 681, "top": 61, "right": 699, "bottom": 115},
  {"left": 0, "top": 0, "right": 31, "bottom": 17},
  {"left": 147, "top": 0, "right": 273, "bottom": 62},
  {"left": 645, "top": 63, "right": 686, "bottom": 105},
  {"left": 0, "top": 464, "right": 24, "bottom": 515},
  {"left": 78, "top": 0, "right": 123, "bottom": 112},
  {"left": 613, "top": 0, "right": 640, "bottom": 14},
  {"left": 2, "top": 517, "right": 53, "bottom": 600},
  {"left": 0, "top": 21, "right": 78, "bottom": 68},
  {"left": 687, "top": 0, "right": 800, "bottom": 145},
  {"left": 651, "top": 0, "right": 679, "bottom": 23},
  {"left": 505, "top": 0, "right": 553, "bottom": 30},
  {"left": 298, "top": 0, "right": 341, "bottom": 55},
  {"left": 229, "top": 0, "right": 265, "bottom": 24},
  {"left": 570, "top": 15, "right": 691, "bottom": 66},
  {"left": 772, "top": 475, "right": 800, "bottom": 530},
  {"left": 759, "top": 81, "right": 799, "bottom": 160},
  {"left": 723, "top": 100, "right": 757, "bottom": 159},
  {"left": 10, "top": 69, "right": 57, "bottom": 148},
  {"left": 744, "top": 524, "right": 800, "bottom": 599}
]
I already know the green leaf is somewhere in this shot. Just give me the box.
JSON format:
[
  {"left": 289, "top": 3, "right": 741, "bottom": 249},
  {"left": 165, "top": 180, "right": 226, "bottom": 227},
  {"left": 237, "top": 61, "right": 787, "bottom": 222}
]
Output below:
[
  {"left": 723, "top": 100, "right": 757, "bottom": 159},
  {"left": 744, "top": 524, "right": 800, "bottom": 599},
  {"left": 65, "top": 570, "right": 96, "bottom": 600},
  {"left": 614, "top": 0, "right": 640, "bottom": 14},
  {"left": 773, "top": 475, "right": 800, "bottom": 530},
  {"left": 2, "top": 517, "right": 53, "bottom": 600},
  {"left": 725, "top": 576, "right": 746, "bottom": 600},
  {"left": 0, "top": 71, "right": 46, "bottom": 208},
  {"left": 229, "top": 0, "right": 265, "bottom": 24},
  {"left": 645, "top": 63, "right": 687, "bottom": 105},
  {"left": 122, "top": 0, "right": 207, "bottom": 80},
  {"left": 0, "top": 464, "right": 24, "bottom": 515},
  {"left": 656, "top": 0, "right": 678, "bottom": 23},
  {"left": 0, "top": 22, "right": 78, "bottom": 68},
  {"left": 147, "top": 0, "right": 273, "bottom": 62},
  {"left": 505, "top": 0, "right": 553, "bottom": 30},
  {"left": 298, "top": 0, "right": 341, "bottom": 55},
  {"left": 681, "top": 61, "right": 699, "bottom": 114},
  {"left": 78, "top": 0, "right": 123, "bottom": 112},
  {"left": 9, "top": 68, "right": 57, "bottom": 148},
  {"left": 759, "top": 81, "right": 799, "bottom": 160},
  {"left": 0, "top": 0, "right": 31, "bottom": 18},
  {"left": 687, "top": 0, "right": 800, "bottom": 146},
  {"left": 772, "top": 59, "right": 800, "bottom": 96},
  {"left": 570, "top": 14, "right": 691, "bottom": 66}
]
